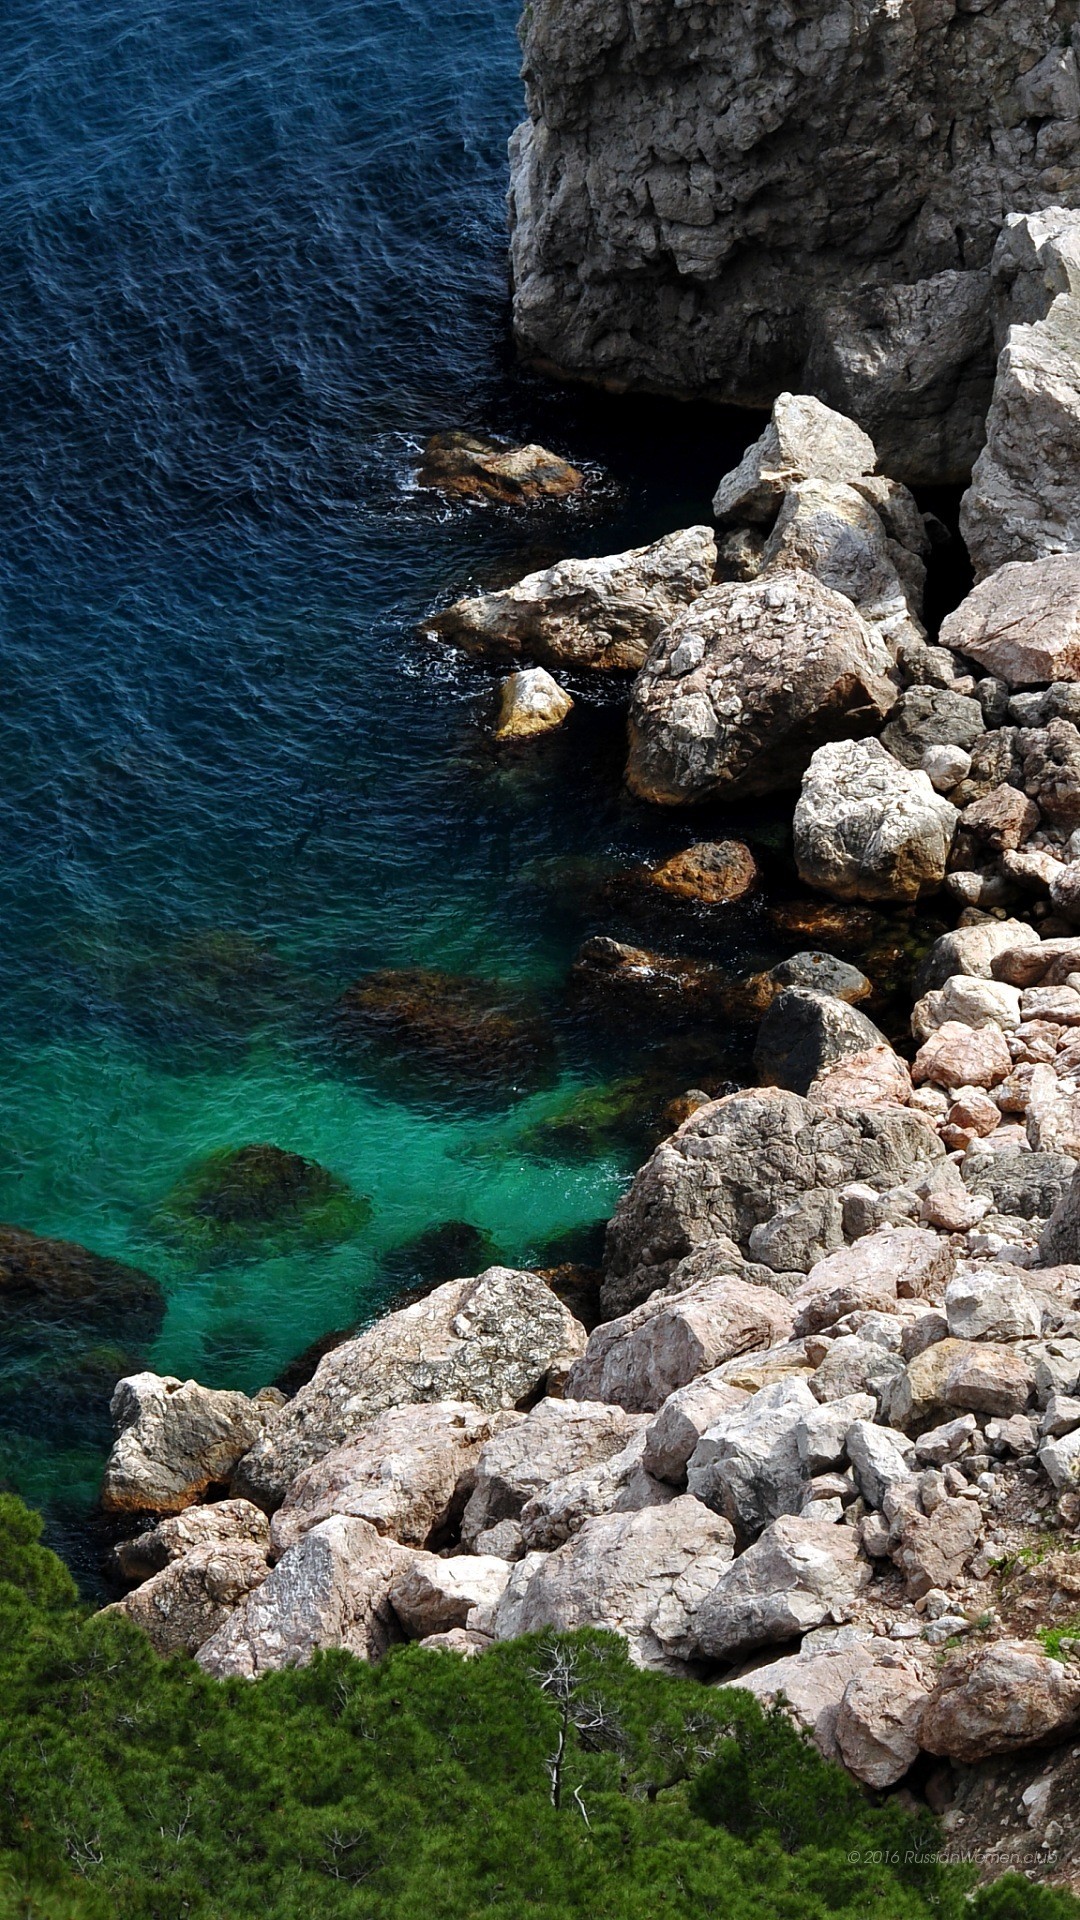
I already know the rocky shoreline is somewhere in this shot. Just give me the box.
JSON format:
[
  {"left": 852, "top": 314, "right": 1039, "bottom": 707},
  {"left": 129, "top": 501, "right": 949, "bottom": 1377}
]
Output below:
[{"left": 73, "top": 205, "right": 1080, "bottom": 1890}]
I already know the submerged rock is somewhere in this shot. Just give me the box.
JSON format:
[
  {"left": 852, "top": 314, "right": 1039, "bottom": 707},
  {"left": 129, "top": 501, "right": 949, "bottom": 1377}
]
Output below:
[
  {"left": 372, "top": 1220, "right": 500, "bottom": 1310},
  {"left": 416, "top": 431, "right": 583, "bottom": 503},
  {"left": 768, "top": 899, "right": 883, "bottom": 951},
  {"left": 570, "top": 937, "right": 727, "bottom": 1017},
  {"left": 428, "top": 527, "right": 716, "bottom": 672},
  {"left": 335, "top": 967, "right": 553, "bottom": 1096},
  {"left": 626, "top": 570, "right": 896, "bottom": 805},
  {"left": 153, "top": 1145, "right": 371, "bottom": 1257},
  {"left": 493, "top": 666, "right": 573, "bottom": 739},
  {"left": 0, "top": 1224, "right": 164, "bottom": 1340}
]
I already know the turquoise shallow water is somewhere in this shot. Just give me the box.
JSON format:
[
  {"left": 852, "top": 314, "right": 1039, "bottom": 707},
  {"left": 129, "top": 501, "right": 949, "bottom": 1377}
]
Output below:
[{"left": 0, "top": 0, "right": 763, "bottom": 1574}]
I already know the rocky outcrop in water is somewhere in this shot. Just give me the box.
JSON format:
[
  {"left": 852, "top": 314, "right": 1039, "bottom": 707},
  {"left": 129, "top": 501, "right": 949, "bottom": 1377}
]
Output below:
[
  {"left": 416, "top": 431, "right": 583, "bottom": 503},
  {"left": 508, "top": 0, "right": 1080, "bottom": 480},
  {"left": 428, "top": 526, "right": 716, "bottom": 672}
]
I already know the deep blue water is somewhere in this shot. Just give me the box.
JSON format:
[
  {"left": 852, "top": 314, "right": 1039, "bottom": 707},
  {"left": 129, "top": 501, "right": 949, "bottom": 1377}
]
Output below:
[{"left": 0, "top": 0, "right": 762, "bottom": 1573}]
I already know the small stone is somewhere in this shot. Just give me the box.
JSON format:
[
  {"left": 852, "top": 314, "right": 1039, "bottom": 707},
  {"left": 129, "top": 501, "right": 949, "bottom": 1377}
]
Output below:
[
  {"left": 961, "top": 784, "right": 1041, "bottom": 852},
  {"left": 1026, "top": 985, "right": 1080, "bottom": 1023},
  {"left": 947, "top": 1088, "right": 1001, "bottom": 1137},
  {"left": 921, "top": 1188, "right": 992, "bottom": 1232},
  {"left": 913, "top": 1021, "right": 1012, "bottom": 1091},
  {"left": 923, "top": 745, "right": 972, "bottom": 792},
  {"left": 1050, "top": 861, "right": 1080, "bottom": 921},
  {"left": 1039, "top": 1426, "right": 1080, "bottom": 1489},
  {"left": 915, "top": 919, "right": 1040, "bottom": 995},
  {"left": 493, "top": 667, "right": 573, "bottom": 740},
  {"left": 388, "top": 1554, "right": 512, "bottom": 1639},
  {"left": 1003, "top": 847, "right": 1063, "bottom": 890},
  {"left": 984, "top": 1413, "right": 1037, "bottom": 1455},
  {"left": 1041, "top": 1393, "right": 1080, "bottom": 1437}
]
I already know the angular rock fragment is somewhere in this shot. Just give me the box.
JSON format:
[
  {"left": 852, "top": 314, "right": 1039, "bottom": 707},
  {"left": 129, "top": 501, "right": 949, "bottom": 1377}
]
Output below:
[
  {"left": 940, "top": 555, "right": 1080, "bottom": 688},
  {"left": 753, "top": 988, "right": 889, "bottom": 1097},
  {"left": 491, "top": 1496, "right": 736, "bottom": 1670},
  {"left": 919, "top": 1642, "right": 1080, "bottom": 1761},
  {"left": 687, "top": 1377, "right": 818, "bottom": 1538},
  {"left": 712, "top": 395, "right": 878, "bottom": 524},
  {"left": 114, "top": 1498, "right": 270, "bottom": 1584},
  {"left": 388, "top": 1553, "right": 511, "bottom": 1638},
  {"left": 757, "top": 477, "right": 924, "bottom": 648},
  {"left": 196, "top": 1516, "right": 408, "bottom": 1677},
  {"left": 102, "top": 1373, "right": 282, "bottom": 1515},
  {"left": 269, "top": 1402, "right": 514, "bottom": 1556},
  {"left": 944, "top": 1270, "right": 1041, "bottom": 1343},
  {"left": 835, "top": 1665, "right": 929, "bottom": 1787},
  {"left": 106, "top": 1538, "right": 270, "bottom": 1657},
  {"left": 887, "top": 1495, "right": 981, "bottom": 1600},
  {"left": 602, "top": 1088, "right": 943, "bottom": 1316},
  {"left": 566, "top": 1273, "right": 793, "bottom": 1414},
  {"left": 691, "top": 1514, "right": 871, "bottom": 1662},
  {"left": 460, "top": 1398, "right": 642, "bottom": 1548},
  {"left": 642, "top": 1376, "right": 751, "bottom": 1484}
]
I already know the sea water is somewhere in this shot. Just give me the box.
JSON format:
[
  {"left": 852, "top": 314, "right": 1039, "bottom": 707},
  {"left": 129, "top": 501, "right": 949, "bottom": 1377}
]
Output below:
[{"left": 0, "top": 0, "right": 761, "bottom": 1573}]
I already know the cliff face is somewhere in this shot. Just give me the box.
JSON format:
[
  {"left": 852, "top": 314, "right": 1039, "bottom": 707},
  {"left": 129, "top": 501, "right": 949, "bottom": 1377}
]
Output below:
[{"left": 509, "top": 0, "right": 1080, "bottom": 481}]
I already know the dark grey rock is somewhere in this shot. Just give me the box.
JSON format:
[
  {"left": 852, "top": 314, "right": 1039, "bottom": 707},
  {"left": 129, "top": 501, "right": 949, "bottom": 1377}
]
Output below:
[{"left": 754, "top": 988, "right": 889, "bottom": 1096}]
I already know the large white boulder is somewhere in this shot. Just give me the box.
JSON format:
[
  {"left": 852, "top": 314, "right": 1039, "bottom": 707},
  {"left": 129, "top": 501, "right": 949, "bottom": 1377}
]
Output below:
[{"left": 794, "top": 738, "right": 957, "bottom": 902}]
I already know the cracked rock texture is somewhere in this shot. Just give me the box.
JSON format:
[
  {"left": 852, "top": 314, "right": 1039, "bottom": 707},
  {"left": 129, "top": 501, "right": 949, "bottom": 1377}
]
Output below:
[{"left": 508, "top": 0, "right": 1080, "bottom": 481}]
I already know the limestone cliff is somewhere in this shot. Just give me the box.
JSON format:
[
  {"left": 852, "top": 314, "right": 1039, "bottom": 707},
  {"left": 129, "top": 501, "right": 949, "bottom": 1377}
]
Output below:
[{"left": 509, "top": 0, "right": 1080, "bottom": 481}]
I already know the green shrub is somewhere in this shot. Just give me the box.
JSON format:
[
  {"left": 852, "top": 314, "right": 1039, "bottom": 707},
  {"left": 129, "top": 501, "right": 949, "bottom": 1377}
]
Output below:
[{"left": 0, "top": 1495, "right": 1076, "bottom": 1920}]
